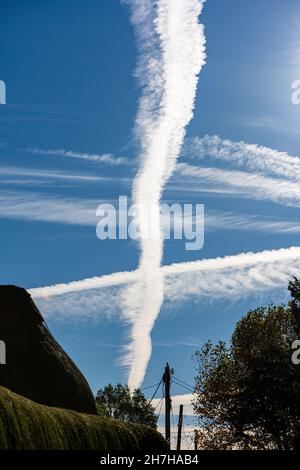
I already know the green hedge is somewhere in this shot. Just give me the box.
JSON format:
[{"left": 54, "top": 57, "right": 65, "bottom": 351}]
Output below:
[{"left": 0, "top": 386, "right": 168, "bottom": 450}]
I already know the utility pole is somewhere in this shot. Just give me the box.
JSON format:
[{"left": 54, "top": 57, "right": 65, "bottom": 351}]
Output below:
[
  {"left": 163, "top": 363, "right": 171, "bottom": 448},
  {"left": 194, "top": 429, "right": 198, "bottom": 450},
  {"left": 176, "top": 404, "right": 184, "bottom": 450}
]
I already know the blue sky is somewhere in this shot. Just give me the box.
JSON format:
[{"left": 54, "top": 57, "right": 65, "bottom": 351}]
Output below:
[{"left": 1, "top": 0, "right": 300, "bottom": 420}]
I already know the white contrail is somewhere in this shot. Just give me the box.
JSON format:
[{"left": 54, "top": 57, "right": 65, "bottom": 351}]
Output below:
[
  {"left": 26, "top": 148, "right": 130, "bottom": 166},
  {"left": 0, "top": 166, "right": 110, "bottom": 182},
  {"left": 30, "top": 270, "right": 137, "bottom": 298},
  {"left": 29, "top": 245, "right": 300, "bottom": 359},
  {"left": 122, "top": 0, "right": 206, "bottom": 388},
  {"left": 185, "top": 135, "right": 300, "bottom": 181},
  {"left": 30, "top": 246, "right": 300, "bottom": 301},
  {"left": 176, "top": 163, "right": 300, "bottom": 208},
  {"left": 31, "top": 247, "right": 300, "bottom": 335},
  {"left": 204, "top": 210, "right": 300, "bottom": 234}
]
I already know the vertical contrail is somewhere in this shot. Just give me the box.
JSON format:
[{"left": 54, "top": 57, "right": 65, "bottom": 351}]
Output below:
[{"left": 122, "top": 0, "right": 207, "bottom": 389}]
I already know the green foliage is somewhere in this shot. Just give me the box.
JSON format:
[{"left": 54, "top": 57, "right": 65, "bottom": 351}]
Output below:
[
  {"left": 288, "top": 277, "right": 300, "bottom": 334},
  {"left": 0, "top": 386, "right": 167, "bottom": 450},
  {"left": 96, "top": 384, "right": 157, "bottom": 429},
  {"left": 193, "top": 282, "right": 300, "bottom": 450}
]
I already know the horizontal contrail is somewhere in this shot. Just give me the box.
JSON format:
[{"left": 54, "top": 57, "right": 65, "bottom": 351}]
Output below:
[
  {"left": 33, "top": 246, "right": 300, "bottom": 324},
  {"left": 163, "top": 246, "right": 300, "bottom": 275},
  {"left": 176, "top": 163, "right": 300, "bottom": 208},
  {"left": 30, "top": 246, "right": 300, "bottom": 299},
  {"left": 26, "top": 147, "right": 130, "bottom": 166},
  {"left": 204, "top": 210, "right": 300, "bottom": 234},
  {"left": 185, "top": 135, "right": 300, "bottom": 181},
  {"left": 0, "top": 166, "right": 109, "bottom": 182},
  {"left": 30, "top": 270, "right": 136, "bottom": 298}
]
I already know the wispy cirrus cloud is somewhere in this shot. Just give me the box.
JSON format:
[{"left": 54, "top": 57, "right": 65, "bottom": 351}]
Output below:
[
  {"left": 0, "top": 190, "right": 101, "bottom": 225},
  {"left": 26, "top": 147, "right": 131, "bottom": 166},
  {"left": 34, "top": 286, "right": 123, "bottom": 323},
  {"left": 1, "top": 187, "right": 299, "bottom": 235}
]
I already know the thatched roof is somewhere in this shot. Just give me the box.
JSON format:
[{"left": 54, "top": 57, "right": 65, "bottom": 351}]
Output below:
[
  {"left": 0, "top": 285, "right": 96, "bottom": 415},
  {"left": 0, "top": 385, "right": 168, "bottom": 450}
]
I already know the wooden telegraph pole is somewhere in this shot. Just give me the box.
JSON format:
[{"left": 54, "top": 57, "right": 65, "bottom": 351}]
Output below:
[
  {"left": 176, "top": 404, "right": 184, "bottom": 450},
  {"left": 163, "top": 363, "right": 171, "bottom": 447}
]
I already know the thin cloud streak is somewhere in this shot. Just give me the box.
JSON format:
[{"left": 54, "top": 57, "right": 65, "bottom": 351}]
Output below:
[
  {"left": 0, "top": 166, "right": 112, "bottom": 182},
  {"left": 122, "top": 0, "right": 206, "bottom": 388},
  {"left": 26, "top": 147, "right": 131, "bottom": 166},
  {"left": 171, "top": 209, "right": 300, "bottom": 235},
  {"left": 185, "top": 135, "right": 300, "bottom": 182},
  {"left": 30, "top": 270, "right": 136, "bottom": 298},
  {"left": 0, "top": 190, "right": 103, "bottom": 225},
  {"left": 1, "top": 189, "right": 299, "bottom": 234},
  {"left": 176, "top": 163, "right": 300, "bottom": 208},
  {"left": 204, "top": 210, "right": 300, "bottom": 234}
]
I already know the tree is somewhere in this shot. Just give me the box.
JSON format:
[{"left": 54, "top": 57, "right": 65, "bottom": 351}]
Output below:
[
  {"left": 288, "top": 277, "right": 300, "bottom": 335},
  {"left": 95, "top": 384, "right": 157, "bottom": 429},
  {"left": 193, "top": 281, "right": 300, "bottom": 450}
]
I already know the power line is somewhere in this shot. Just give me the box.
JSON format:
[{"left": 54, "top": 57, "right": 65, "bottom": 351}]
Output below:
[
  {"left": 187, "top": 438, "right": 193, "bottom": 450},
  {"left": 170, "top": 407, "right": 177, "bottom": 451},
  {"left": 156, "top": 394, "right": 164, "bottom": 419},
  {"left": 154, "top": 396, "right": 163, "bottom": 413},
  {"left": 174, "top": 377, "right": 194, "bottom": 388},
  {"left": 149, "top": 377, "right": 163, "bottom": 404},
  {"left": 140, "top": 382, "right": 161, "bottom": 392},
  {"left": 172, "top": 381, "right": 193, "bottom": 393},
  {"left": 172, "top": 378, "right": 194, "bottom": 393},
  {"left": 182, "top": 422, "right": 193, "bottom": 450},
  {"left": 172, "top": 379, "right": 193, "bottom": 392},
  {"left": 173, "top": 376, "right": 194, "bottom": 391},
  {"left": 171, "top": 404, "right": 176, "bottom": 437}
]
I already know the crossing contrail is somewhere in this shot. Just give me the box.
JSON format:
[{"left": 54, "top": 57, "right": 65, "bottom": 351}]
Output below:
[{"left": 121, "top": 0, "right": 206, "bottom": 388}]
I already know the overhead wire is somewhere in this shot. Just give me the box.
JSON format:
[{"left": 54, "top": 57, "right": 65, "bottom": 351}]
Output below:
[
  {"left": 149, "top": 377, "right": 163, "bottom": 404},
  {"left": 172, "top": 378, "right": 194, "bottom": 393},
  {"left": 141, "top": 382, "right": 161, "bottom": 392},
  {"left": 144, "top": 371, "right": 196, "bottom": 450},
  {"left": 173, "top": 376, "right": 194, "bottom": 391}
]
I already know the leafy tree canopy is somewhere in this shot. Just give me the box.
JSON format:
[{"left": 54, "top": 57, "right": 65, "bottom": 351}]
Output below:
[
  {"left": 193, "top": 279, "right": 300, "bottom": 450},
  {"left": 96, "top": 384, "right": 157, "bottom": 429}
]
